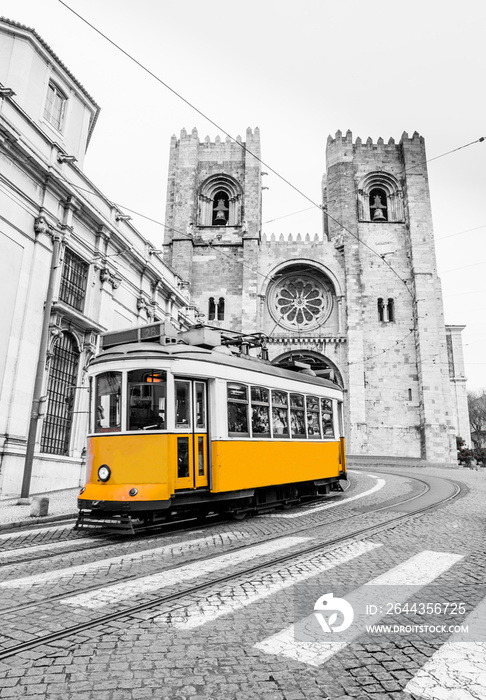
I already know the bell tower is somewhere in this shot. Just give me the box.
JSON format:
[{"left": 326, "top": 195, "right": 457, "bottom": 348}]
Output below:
[
  {"left": 163, "top": 127, "right": 262, "bottom": 332},
  {"left": 324, "top": 130, "right": 457, "bottom": 462}
]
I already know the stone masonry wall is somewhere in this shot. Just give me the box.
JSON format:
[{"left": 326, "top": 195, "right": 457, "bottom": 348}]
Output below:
[{"left": 325, "top": 130, "right": 456, "bottom": 461}]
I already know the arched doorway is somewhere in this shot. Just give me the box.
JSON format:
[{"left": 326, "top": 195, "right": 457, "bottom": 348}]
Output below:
[{"left": 272, "top": 349, "right": 344, "bottom": 387}]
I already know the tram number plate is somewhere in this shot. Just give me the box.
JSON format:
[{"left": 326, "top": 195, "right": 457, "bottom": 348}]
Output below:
[{"left": 141, "top": 324, "right": 161, "bottom": 340}]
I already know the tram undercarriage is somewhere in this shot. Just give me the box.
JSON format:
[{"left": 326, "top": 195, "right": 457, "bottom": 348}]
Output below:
[{"left": 75, "top": 475, "right": 346, "bottom": 533}]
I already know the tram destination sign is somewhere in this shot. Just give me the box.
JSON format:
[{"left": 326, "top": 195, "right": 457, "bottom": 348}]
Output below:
[{"left": 101, "top": 321, "right": 178, "bottom": 350}]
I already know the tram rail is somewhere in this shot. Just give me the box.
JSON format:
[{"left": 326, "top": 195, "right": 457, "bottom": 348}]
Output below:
[{"left": 0, "top": 471, "right": 461, "bottom": 660}]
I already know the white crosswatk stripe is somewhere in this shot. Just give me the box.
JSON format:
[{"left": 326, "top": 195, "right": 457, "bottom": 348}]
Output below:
[
  {"left": 0, "top": 534, "right": 245, "bottom": 586},
  {"left": 405, "top": 597, "right": 486, "bottom": 699},
  {"left": 165, "top": 539, "right": 382, "bottom": 630},
  {"left": 61, "top": 536, "right": 311, "bottom": 609},
  {"left": 267, "top": 474, "right": 385, "bottom": 519},
  {"left": 255, "top": 550, "right": 463, "bottom": 666},
  {"left": 0, "top": 537, "right": 100, "bottom": 561}
]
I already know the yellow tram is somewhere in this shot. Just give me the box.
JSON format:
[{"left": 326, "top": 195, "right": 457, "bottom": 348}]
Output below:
[{"left": 76, "top": 323, "right": 346, "bottom": 531}]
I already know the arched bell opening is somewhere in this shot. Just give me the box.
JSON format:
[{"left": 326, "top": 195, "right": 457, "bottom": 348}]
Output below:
[{"left": 198, "top": 175, "right": 242, "bottom": 227}]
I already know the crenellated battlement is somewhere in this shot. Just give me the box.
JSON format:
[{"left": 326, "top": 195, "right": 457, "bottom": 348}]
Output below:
[
  {"left": 326, "top": 129, "right": 425, "bottom": 152},
  {"left": 171, "top": 126, "right": 260, "bottom": 152},
  {"left": 261, "top": 232, "right": 323, "bottom": 244}
]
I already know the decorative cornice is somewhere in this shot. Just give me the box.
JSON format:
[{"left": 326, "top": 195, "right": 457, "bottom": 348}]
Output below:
[{"left": 50, "top": 301, "right": 106, "bottom": 335}]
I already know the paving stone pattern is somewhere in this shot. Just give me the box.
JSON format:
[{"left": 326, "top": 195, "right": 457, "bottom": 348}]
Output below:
[{"left": 0, "top": 467, "right": 484, "bottom": 699}]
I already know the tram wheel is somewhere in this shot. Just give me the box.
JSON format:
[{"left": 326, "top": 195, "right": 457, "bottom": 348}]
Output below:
[{"left": 231, "top": 511, "right": 248, "bottom": 521}]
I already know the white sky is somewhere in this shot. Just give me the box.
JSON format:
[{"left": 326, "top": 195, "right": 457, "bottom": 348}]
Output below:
[{"left": 3, "top": 0, "right": 486, "bottom": 390}]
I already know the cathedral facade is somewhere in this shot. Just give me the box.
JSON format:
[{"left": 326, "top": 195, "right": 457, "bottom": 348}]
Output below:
[{"left": 163, "top": 127, "right": 469, "bottom": 464}]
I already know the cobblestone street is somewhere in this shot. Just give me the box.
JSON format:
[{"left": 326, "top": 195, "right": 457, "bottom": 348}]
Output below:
[{"left": 0, "top": 466, "right": 485, "bottom": 699}]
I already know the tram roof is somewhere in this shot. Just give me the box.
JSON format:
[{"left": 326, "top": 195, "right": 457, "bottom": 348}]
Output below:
[{"left": 90, "top": 342, "right": 340, "bottom": 391}]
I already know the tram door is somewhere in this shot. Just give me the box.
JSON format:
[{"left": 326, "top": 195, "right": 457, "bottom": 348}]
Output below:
[{"left": 174, "top": 379, "right": 209, "bottom": 490}]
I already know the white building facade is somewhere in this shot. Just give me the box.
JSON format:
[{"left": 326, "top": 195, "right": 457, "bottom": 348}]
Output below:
[{"left": 0, "top": 18, "right": 195, "bottom": 496}]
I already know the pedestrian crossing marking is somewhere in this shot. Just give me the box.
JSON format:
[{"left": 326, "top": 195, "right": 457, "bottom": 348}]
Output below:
[
  {"left": 405, "top": 596, "right": 486, "bottom": 699},
  {"left": 60, "top": 536, "right": 311, "bottom": 609},
  {"left": 255, "top": 550, "right": 463, "bottom": 667},
  {"left": 266, "top": 474, "right": 385, "bottom": 518},
  {"left": 166, "top": 539, "right": 382, "bottom": 629}
]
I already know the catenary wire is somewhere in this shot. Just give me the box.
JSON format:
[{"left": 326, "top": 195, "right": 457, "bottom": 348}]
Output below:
[
  {"left": 0, "top": 140, "right": 477, "bottom": 369},
  {"left": 0, "top": 161, "right": 470, "bottom": 370},
  {"left": 57, "top": 1, "right": 479, "bottom": 301},
  {"left": 60, "top": 3, "right": 486, "bottom": 301},
  {"left": 58, "top": 2, "right": 485, "bottom": 300},
  {"left": 11, "top": 6, "right": 486, "bottom": 364}
]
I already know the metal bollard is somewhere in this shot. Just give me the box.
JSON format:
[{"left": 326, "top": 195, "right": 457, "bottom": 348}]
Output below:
[{"left": 30, "top": 496, "right": 49, "bottom": 517}]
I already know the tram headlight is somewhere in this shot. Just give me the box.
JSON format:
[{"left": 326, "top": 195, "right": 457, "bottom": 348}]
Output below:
[
  {"left": 129, "top": 488, "right": 138, "bottom": 497},
  {"left": 98, "top": 464, "right": 111, "bottom": 482}
]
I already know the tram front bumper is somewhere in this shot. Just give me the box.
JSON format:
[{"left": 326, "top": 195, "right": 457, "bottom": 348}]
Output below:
[{"left": 78, "top": 498, "right": 172, "bottom": 512}]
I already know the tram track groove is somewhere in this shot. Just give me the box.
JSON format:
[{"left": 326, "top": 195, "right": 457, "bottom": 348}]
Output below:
[
  {"left": 0, "top": 475, "right": 396, "bottom": 601},
  {"left": 0, "top": 475, "right": 428, "bottom": 611},
  {"left": 0, "top": 481, "right": 355, "bottom": 567},
  {"left": 0, "top": 473, "right": 461, "bottom": 661}
]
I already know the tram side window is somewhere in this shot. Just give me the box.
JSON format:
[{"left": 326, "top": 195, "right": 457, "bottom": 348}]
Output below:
[
  {"left": 290, "top": 393, "right": 306, "bottom": 438},
  {"left": 195, "top": 382, "right": 206, "bottom": 430},
  {"left": 127, "top": 370, "right": 166, "bottom": 431},
  {"left": 95, "top": 372, "right": 121, "bottom": 433},
  {"left": 306, "top": 396, "right": 321, "bottom": 438},
  {"left": 175, "top": 381, "right": 192, "bottom": 429},
  {"left": 271, "top": 390, "right": 289, "bottom": 438},
  {"left": 227, "top": 383, "right": 249, "bottom": 435},
  {"left": 321, "top": 398, "right": 334, "bottom": 437},
  {"left": 251, "top": 386, "right": 271, "bottom": 438}
]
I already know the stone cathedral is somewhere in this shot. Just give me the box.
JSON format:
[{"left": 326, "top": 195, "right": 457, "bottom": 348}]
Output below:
[{"left": 163, "top": 127, "right": 469, "bottom": 464}]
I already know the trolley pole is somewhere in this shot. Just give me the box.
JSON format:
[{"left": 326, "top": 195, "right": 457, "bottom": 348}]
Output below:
[{"left": 20, "top": 225, "right": 63, "bottom": 500}]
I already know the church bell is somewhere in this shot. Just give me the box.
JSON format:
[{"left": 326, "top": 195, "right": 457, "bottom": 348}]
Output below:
[{"left": 214, "top": 198, "right": 229, "bottom": 223}]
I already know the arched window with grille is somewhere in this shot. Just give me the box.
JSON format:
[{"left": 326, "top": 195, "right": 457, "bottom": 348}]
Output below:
[
  {"left": 208, "top": 297, "right": 216, "bottom": 321},
  {"left": 40, "top": 332, "right": 80, "bottom": 455}
]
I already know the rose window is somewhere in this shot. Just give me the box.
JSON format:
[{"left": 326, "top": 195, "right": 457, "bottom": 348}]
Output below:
[{"left": 268, "top": 273, "right": 333, "bottom": 331}]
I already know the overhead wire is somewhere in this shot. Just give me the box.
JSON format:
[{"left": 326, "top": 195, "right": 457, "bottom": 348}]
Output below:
[
  {"left": 37, "top": 2, "right": 486, "bottom": 366},
  {"left": 0, "top": 165, "right": 465, "bottom": 369},
  {"left": 263, "top": 207, "right": 315, "bottom": 224},
  {"left": 55, "top": 0, "right": 411, "bottom": 299},
  {"left": 60, "top": 1, "right": 486, "bottom": 304}
]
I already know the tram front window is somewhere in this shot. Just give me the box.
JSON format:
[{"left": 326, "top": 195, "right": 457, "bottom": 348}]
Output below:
[
  {"left": 95, "top": 372, "right": 121, "bottom": 433},
  {"left": 127, "top": 370, "right": 167, "bottom": 431}
]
